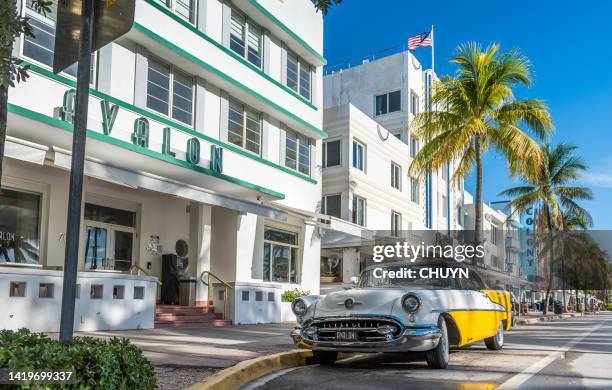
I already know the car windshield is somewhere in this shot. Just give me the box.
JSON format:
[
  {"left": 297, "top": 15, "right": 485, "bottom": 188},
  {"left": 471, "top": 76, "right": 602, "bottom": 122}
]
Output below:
[{"left": 359, "top": 263, "right": 464, "bottom": 289}]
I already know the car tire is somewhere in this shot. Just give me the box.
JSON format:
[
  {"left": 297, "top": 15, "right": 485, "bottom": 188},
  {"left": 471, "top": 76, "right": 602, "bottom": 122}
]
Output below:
[
  {"left": 312, "top": 350, "right": 338, "bottom": 365},
  {"left": 484, "top": 321, "right": 504, "bottom": 350},
  {"left": 425, "top": 316, "right": 449, "bottom": 369}
]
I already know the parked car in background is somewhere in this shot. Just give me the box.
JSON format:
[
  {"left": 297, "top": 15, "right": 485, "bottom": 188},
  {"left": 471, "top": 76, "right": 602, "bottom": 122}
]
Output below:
[{"left": 291, "top": 260, "right": 512, "bottom": 368}]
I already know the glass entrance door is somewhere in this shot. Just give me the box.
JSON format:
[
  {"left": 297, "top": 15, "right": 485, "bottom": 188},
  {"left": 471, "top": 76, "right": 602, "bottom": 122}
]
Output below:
[
  {"left": 84, "top": 225, "right": 107, "bottom": 270},
  {"left": 82, "top": 203, "right": 137, "bottom": 272},
  {"left": 111, "top": 229, "right": 134, "bottom": 271}
]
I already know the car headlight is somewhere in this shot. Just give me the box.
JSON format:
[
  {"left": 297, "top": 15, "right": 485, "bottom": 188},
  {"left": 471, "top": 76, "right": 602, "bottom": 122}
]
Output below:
[
  {"left": 292, "top": 298, "right": 308, "bottom": 316},
  {"left": 402, "top": 294, "right": 421, "bottom": 313}
]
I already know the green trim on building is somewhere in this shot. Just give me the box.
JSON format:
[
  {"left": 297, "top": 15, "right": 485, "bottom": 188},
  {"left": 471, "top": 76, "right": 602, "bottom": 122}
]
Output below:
[
  {"left": 22, "top": 61, "right": 318, "bottom": 185},
  {"left": 248, "top": 0, "right": 326, "bottom": 65},
  {"left": 144, "top": 0, "right": 318, "bottom": 111},
  {"left": 7, "top": 103, "right": 286, "bottom": 200},
  {"left": 131, "top": 23, "right": 327, "bottom": 139}
]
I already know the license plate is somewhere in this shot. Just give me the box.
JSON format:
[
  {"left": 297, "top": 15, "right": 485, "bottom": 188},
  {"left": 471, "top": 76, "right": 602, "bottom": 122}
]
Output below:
[{"left": 335, "top": 330, "right": 358, "bottom": 342}]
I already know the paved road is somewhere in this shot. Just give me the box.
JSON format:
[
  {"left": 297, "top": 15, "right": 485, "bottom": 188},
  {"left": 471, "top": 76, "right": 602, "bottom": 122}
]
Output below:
[{"left": 245, "top": 313, "right": 612, "bottom": 390}]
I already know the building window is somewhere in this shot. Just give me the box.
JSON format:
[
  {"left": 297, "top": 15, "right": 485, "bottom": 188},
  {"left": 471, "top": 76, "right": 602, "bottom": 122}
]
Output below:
[
  {"left": 391, "top": 211, "right": 402, "bottom": 237},
  {"left": 263, "top": 228, "right": 299, "bottom": 283},
  {"left": 391, "top": 162, "right": 401, "bottom": 190},
  {"left": 410, "top": 137, "right": 419, "bottom": 158},
  {"left": 22, "top": 0, "right": 95, "bottom": 80},
  {"left": 352, "top": 196, "right": 366, "bottom": 226},
  {"left": 0, "top": 188, "right": 41, "bottom": 264},
  {"left": 442, "top": 195, "right": 448, "bottom": 218},
  {"left": 285, "top": 129, "right": 311, "bottom": 175},
  {"left": 147, "top": 57, "right": 194, "bottom": 125},
  {"left": 410, "top": 177, "right": 419, "bottom": 204},
  {"left": 442, "top": 164, "right": 449, "bottom": 181},
  {"left": 352, "top": 140, "right": 365, "bottom": 171},
  {"left": 323, "top": 140, "right": 341, "bottom": 168},
  {"left": 286, "top": 50, "right": 312, "bottom": 101},
  {"left": 229, "top": 8, "right": 263, "bottom": 68},
  {"left": 228, "top": 99, "right": 262, "bottom": 155},
  {"left": 155, "top": 0, "right": 196, "bottom": 23},
  {"left": 375, "top": 90, "right": 401, "bottom": 116},
  {"left": 491, "top": 225, "right": 499, "bottom": 245},
  {"left": 457, "top": 206, "right": 463, "bottom": 226},
  {"left": 83, "top": 203, "right": 136, "bottom": 272},
  {"left": 410, "top": 91, "right": 419, "bottom": 115},
  {"left": 242, "top": 291, "right": 250, "bottom": 301},
  {"left": 321, "top": 194, "right": 341, "bottom": 218}
]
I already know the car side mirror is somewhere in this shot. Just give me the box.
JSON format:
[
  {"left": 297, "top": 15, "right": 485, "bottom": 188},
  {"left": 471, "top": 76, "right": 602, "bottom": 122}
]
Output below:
[{"left": 349, "top": 276, "right": 359, "bottom": 285}]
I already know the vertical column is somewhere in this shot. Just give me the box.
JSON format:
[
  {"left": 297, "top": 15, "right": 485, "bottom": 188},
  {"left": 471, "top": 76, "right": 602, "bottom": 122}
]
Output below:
[{"left": 190, "top": 202, "right": 212, "bottom": 306}]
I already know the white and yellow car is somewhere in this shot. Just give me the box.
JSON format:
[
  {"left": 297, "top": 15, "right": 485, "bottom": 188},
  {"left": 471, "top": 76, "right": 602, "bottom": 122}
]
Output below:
[{"left": 290, "top": 260, "right": 512, "bottom": 368}]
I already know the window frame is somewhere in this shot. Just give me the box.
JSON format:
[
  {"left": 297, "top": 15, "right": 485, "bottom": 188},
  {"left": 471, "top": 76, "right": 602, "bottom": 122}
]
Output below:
[
  {"left": 352, "top": 195, "right": 366, "bottom": 226},
  {"left": 410, "top": 137, "right": 419, "bottom": 158},
  {"left": 375, "top": 90, "right": 401, "bottom": 116},
  {"left": 263, "top": 227, "right": 300, "bottom": 284},
  {"left": 391, "top": 211, "right": 402, "bottom": 237},
  {"left": 391, "top": 161, "right": 401, "bottom": 191},
  {"left": 227, "top": 97, "right": 263, "bottom": 156},
  {"left": 410, "top": 90, "right": 420, "bottom": 115},
  {"left": 410, "top": 177, "right": 419, "bottom": 204},
  {"left": 322, "top": 139, "right": 341, "bottom": 168},
  {"left": 352, "top": 139, "right": 365, "bottom": 171},
  {"left": 0, "top": 184, "right": 44, "bottom": 266},
  {"left": 321, "top": 194, "right": 342, "bottom": 218},
  {"left": 156, "top": 0, "right": 197, "bottom": 24},
  {"left": 229, "top": 6, "right": 264, "bottom": 69},
  {"left": 146, "top": 56, "right": 195, "bottom": 126},
  {"left": 285, "top": 128, "right": 311, "bottom": 176},
  {"left": 285, "top": 49, "right": 313, "bottom": 102},
  {"left": 20, "top": 0, "right": 97, "bottom": 85}
]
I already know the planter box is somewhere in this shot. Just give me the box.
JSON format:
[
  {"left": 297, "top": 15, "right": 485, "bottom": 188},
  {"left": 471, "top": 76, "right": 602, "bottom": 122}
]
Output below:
[
  {"left": 281, "top": 301, "right": 297, "bottom": 323},
  {"left": 320, "top": 276, "right": 337, "bottom": 283}
]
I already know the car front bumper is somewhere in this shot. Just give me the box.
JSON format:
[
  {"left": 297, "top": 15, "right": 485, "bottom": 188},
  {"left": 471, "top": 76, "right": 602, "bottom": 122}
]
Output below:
[{"left": 291, "top": 326, "right": 441, "bottom": 353}]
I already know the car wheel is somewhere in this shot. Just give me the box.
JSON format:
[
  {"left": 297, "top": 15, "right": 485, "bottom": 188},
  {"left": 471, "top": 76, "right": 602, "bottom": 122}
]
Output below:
[
  {"left": 425, "top": 316, "right": 449, "bottom": 369},
  {"left": 312, "top": 350, "right": 338, "bottom": 365},
  {"left": 484, "top": 321, "right": 504, "bottom": 350}
]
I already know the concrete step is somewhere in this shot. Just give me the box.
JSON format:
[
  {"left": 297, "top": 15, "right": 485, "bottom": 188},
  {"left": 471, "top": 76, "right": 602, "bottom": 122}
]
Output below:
[
  {"left": 154, "top": 319, "right": 232, "bottom": 328},
  {"left": 155, "top": 306, "right": 215, "bottom": 315},
  {"left": 155, "top": 313, "right": 223, "bottom": 322}
]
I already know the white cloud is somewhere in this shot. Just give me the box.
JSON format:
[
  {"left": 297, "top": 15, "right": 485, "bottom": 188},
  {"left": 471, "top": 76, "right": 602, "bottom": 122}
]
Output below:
[{"left": 582, "top": 171, "right": 612, "bottom": 188}]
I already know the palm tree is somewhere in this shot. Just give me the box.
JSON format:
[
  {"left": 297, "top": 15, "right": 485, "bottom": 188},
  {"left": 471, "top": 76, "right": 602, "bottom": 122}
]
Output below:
[
  {"left": 409, "top": 42, "right": 553, "bottom": 255},
  {"left": 313, "top": 0, "right": 343, "bottom": 14},
  {"left": 500, "top": 143, "right": 593, "bottom": 314}
]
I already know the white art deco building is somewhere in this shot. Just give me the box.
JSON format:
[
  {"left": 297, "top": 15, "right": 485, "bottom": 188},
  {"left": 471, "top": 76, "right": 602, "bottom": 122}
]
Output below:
[{"left": 1, "top": 0, "right": 325, "bottom": 330}]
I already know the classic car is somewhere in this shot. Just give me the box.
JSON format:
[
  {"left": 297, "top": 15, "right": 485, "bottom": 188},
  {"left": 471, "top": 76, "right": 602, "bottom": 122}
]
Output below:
[{"left": 290, "top": 260, "right": 512, "bottom": 368}]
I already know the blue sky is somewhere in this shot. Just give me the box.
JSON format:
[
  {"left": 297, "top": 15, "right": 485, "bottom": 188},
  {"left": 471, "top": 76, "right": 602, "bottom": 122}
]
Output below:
[{"left": 323, "top": 0, "right": 612, "bottom": 228}]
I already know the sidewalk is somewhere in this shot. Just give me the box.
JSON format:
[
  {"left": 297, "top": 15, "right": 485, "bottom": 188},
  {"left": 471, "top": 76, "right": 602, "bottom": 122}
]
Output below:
[
  {"left": 77, "top": 323, "right": 297, "bottom": 389},
  {"left": 514, "top": 311, "right": 591, "bottom": 325}
]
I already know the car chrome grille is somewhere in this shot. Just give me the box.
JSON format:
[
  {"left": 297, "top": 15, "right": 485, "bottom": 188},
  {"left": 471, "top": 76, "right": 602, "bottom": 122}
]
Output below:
[{"left": 307, "top": 317, "right": 403, "bottom": 342}]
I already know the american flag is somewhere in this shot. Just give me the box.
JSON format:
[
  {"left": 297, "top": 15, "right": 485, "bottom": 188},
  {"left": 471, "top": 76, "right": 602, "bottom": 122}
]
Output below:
[{"left": 408, "top": 31, "right": 433, "bottom": 51}]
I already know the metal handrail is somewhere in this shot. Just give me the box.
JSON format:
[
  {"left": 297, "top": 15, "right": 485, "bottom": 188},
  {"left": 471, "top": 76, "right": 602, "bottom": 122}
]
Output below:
[
  {"left": 200, "top": 271, "right": 233, "bottom": 320},
  {"left": 130, "top": 264, "right": 162, "bottom": 286}
]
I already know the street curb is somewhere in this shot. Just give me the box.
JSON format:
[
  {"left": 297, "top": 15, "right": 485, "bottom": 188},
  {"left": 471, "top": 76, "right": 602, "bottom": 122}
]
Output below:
[
  {"left": 186, "top": 349, "right": 313, "bottom": 390},
  {"left": 515, "top": 312, "right": 586, "bottom": 325}
]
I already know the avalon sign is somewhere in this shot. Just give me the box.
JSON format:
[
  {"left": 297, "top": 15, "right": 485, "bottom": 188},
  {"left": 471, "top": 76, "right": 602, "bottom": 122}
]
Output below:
[{"left": 55, "top": 89, "right": 223, "bottom": 173}]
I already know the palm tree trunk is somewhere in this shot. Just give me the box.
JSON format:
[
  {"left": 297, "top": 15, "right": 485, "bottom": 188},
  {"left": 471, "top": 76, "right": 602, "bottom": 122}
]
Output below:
[
  {"left": 0, "top": 84, "right": 8, "bottom": 189},
  {"left": 473, "top": 136, "right": 483, "bottom": 265}
]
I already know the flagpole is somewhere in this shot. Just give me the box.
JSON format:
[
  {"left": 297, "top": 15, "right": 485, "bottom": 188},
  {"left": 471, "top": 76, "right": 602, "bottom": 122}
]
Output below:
[{"left": 431, "top": 24, "right": 435, "bottom": 76}]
